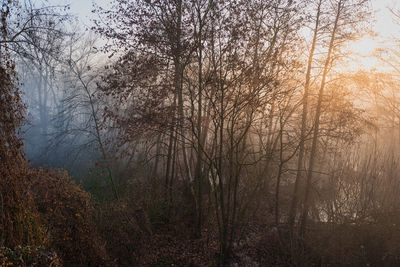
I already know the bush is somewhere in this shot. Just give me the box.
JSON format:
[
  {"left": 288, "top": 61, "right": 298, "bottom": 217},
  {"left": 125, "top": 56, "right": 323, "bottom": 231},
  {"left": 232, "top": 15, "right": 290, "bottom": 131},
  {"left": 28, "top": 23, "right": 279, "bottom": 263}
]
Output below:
[{"left": 30, "top": 169, "right": 109, "bottom": 266}]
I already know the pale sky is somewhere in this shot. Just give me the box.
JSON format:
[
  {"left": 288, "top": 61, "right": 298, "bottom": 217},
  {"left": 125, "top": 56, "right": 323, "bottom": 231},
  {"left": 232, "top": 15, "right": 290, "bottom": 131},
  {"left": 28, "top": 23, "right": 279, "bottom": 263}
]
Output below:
[
  {"left": 371, "top": 0, "right": 399, "bottom": 39},
  {"left": 342, "top": 0, "right": 399, "bottom": 71},
  {"left": 49, "top": 0, "right": 399, "bottom": 33},
  {"left": 40, "top": 0, "right": 400, "bottom": 71},
  {"left": 43, "top": 0, "right": 110, "bottom": 28}
]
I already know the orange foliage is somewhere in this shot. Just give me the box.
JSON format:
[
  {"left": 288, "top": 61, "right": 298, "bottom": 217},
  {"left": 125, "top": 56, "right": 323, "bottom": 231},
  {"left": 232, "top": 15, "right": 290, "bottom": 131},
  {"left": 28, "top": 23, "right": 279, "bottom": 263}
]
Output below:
[{"left": 0, "top": 62, "right": 43, "bottom": 247}]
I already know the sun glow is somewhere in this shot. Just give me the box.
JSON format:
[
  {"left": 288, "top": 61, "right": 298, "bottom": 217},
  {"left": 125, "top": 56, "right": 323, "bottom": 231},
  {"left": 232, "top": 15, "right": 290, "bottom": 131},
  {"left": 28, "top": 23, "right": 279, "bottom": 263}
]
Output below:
[
  {"left": 351, "top": 36, "right": 380, "bottom": 57},
  {"left": 341, "top": 0, "right": 400, "bottom": 72},
  {"left": 344, "top": 35, "right": 383, "bottom": 71}
]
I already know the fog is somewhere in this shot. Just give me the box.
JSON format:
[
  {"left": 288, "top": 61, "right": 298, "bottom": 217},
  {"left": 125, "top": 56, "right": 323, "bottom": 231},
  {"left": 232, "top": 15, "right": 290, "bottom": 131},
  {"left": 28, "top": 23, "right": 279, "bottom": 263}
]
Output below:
[{"left": 3, "top": 0, "right": 400, "bottom": 266}]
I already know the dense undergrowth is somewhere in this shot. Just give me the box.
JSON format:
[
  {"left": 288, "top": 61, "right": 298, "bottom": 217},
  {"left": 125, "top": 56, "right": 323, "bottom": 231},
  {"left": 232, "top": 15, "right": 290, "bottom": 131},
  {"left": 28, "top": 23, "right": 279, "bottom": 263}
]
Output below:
[
  {"left": 15, "top": 169, "right": 396, "bottom": 267},
  {"left": 3, "top": 148, "right": 400, "bottom": 266}
]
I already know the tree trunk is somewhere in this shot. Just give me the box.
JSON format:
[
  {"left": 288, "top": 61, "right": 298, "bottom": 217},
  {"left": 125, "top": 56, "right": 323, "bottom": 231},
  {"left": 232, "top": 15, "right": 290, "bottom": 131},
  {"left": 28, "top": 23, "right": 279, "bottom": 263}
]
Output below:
[
  {"left": 300, "top": 0, "right": 342, "bottom": 235},
  {"left": 288, "top": 0, "right": 322, "bottom": 231}
]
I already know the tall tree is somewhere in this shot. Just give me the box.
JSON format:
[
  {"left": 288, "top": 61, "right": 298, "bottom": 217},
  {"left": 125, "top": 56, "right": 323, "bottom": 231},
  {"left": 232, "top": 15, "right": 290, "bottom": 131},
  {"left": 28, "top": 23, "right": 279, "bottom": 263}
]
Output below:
[
  {"left": 288, "top": 0, "right": 322, "bottom": 232},
  {"left": 299, "top": 0, "right": 370, "bottom": 234}
]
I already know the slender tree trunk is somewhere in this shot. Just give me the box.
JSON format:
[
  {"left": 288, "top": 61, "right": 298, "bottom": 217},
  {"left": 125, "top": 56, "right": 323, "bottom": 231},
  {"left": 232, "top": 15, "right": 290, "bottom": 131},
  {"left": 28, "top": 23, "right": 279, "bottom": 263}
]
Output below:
[
  {"left": 275, "top": 119, "right": 284, "bottom": 226},
  {"left": 300, "top": 0, "right": 342, "bottom": 235},
  {"left": 194, "top": 3, "right": 204, "bottom": 237},
  {"left": 218, "top": 72, "right": 227, "bottom": 259},
  {"left": 72, "top": 63, "right": 119, "bottom": 200},
  {"left": 169, "top": 128, "right": 178, "bottom": 206},
  {"left": 173, "top": 1, "right": 194, "bottom": 193},
  {"left": 152, "top": 132, "right": 163, "bottom": 177},
  {"left": 165, "top": 95, "right": 177, "bottom": 203},
  {"left": 288, "top": 0, "right": 322, "bottom": 231}
]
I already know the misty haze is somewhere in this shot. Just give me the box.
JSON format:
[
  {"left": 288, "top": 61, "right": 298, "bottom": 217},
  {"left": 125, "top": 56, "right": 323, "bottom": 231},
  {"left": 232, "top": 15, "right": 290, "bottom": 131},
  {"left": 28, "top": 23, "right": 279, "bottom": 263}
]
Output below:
[{"left": 1, "top": 0, "right": 400, "bottom": 266}]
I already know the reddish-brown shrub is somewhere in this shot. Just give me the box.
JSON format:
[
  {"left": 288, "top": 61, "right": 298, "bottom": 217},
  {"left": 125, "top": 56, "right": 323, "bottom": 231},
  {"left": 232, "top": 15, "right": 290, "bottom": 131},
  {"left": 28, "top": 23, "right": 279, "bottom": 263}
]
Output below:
[
  {"left": 0, "top": 62, "right": 44, "bottom": 247},
  {"left": 30, "top": 169, "right": 109, "bottom": 266}
]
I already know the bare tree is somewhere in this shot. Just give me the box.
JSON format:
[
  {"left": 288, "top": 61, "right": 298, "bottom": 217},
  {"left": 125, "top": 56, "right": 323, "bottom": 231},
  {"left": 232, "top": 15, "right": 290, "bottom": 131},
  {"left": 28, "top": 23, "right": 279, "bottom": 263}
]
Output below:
[{"left": 299, "top": 0, "right": 370, "bottom": 234}]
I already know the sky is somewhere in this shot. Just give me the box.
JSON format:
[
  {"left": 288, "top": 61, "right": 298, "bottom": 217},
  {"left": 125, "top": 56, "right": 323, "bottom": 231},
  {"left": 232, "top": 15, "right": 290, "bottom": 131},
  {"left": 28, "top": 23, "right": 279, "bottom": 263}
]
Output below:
[
  {"left": 45, "top": 0, "right": 110, "bottom": 28},
  {"left": 39, "top": 0, "right": 400, "bottom": 71},
  {"left": 340, "top": 0, "right": 399, "bottom": 71},
  {"left": 47, "top": 0, "right": 398, "bottom": 31},
  {"left": 371, "top": 0, "right": 398, "bottom": 36}
]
